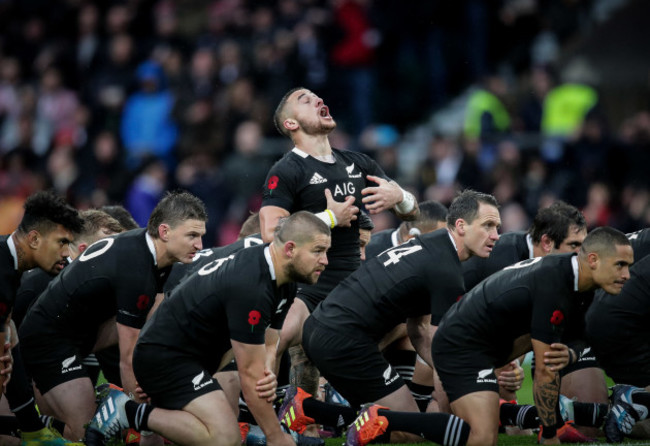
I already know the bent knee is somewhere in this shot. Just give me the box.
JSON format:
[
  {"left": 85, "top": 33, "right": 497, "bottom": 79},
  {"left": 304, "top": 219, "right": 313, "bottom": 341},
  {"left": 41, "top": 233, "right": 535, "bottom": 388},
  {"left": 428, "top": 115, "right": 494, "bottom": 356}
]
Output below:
[
  {"left": 467, "top": 427, "right": 498, "bottom": 446},
  {"left": 211, "top": 427, "right": 240, "bottom": 446}
]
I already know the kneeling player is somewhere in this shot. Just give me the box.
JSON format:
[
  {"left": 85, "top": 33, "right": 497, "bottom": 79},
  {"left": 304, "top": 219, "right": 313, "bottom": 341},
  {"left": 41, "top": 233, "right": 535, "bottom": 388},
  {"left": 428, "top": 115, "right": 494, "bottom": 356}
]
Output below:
[{"left": 87, "top": 212, "right": 330, "bottom": 446}]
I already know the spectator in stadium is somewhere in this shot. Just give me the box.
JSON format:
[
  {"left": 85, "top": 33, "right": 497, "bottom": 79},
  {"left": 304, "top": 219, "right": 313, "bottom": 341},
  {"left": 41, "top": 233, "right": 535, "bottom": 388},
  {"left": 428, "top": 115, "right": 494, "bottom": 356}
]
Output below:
[
  {"left": 261, "top": 87, "right": 419, "bottom": 437},
  {"left": 88, "top": 211, "right": 331, "bottom": 446},
  {"left": 0, "top": 191, "right": 84, "bottom": 446},
  {"left": 120, "top": 60, "right": 178, "bottom": 171},
  {"left": 286, "top": 190, "right": 500, "bottom": 445},
  {"left": 18, "top": 191, "right": 207, "bottom": 441},
  {"left": 432, "top": 227, "right": 633, "bottom": 446}
]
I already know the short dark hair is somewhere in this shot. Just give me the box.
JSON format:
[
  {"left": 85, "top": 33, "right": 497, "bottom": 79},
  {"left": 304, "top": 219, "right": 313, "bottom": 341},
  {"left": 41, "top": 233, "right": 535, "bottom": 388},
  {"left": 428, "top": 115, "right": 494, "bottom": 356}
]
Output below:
[
  {"left": 76, "top": 210, "right": 124, "bottom": 245},
  {"left": 446, "top": 190, "right": 499, "bottom": 227},
  {"left": 146, "top": 191, "right": 208, "bottom": 238},
  {"left": 581, "top": 226, "right": 631, "bottom": 258},
  {"left": 358, "top": 211, "right": 375, "bottom": 231},
  {"left": 239, "top": 212, "right": 260, "bottom": 239},
  {"left": 273, "top": 87, "right": 305, "bottom": 137},
  {"left": 18, "top": 191, "right": 84, "bottom": 235},
  {"left": 405, "top": 200, "right": 447, "bottom": 233},
  {"left": 101, "top": 205, "right": 139, "bottom": 230},
  {"left": 529, "top": 201, "right": 586, "bottom": 248},
  {"left": 273, "top": 211, "right": 330, "bottom": 246}
]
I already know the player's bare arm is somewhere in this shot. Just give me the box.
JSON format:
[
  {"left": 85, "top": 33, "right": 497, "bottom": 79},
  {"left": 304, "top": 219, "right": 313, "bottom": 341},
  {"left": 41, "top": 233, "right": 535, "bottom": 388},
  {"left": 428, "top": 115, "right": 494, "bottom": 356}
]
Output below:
[
  {"left": 260, "top": 206, "right": 290, "bottom": 242},
  {"left": 258, "top": 328, "right": 280, "bottom": 403},
  {"left": 116, "top": 322, "right": 143, "bottom": 402},
  {"left": 232, "top": 340, "right": 294, "bottom": 446},
  {"left": 362, "top": 175, "right": 419, "bottom": 220},
  {"left": 406, "top": 314, "right": 434, "bottom": 368}
]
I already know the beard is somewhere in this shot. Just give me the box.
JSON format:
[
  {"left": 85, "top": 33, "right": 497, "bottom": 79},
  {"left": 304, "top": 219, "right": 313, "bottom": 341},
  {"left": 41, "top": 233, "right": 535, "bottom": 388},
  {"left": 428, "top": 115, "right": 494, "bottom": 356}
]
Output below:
[
  {"left": 286, "top": 262, "right": 319, "bottom": 285},
  {"left": 300, "top": 117, "right": 336, "bottom": 136}
]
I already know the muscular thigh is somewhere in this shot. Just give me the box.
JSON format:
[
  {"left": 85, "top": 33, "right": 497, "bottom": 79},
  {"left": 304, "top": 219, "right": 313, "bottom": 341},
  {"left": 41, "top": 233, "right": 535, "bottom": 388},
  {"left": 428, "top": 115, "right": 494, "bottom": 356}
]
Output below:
[{"left": 134, "top": 343, "right": 222, "bottom": 410}]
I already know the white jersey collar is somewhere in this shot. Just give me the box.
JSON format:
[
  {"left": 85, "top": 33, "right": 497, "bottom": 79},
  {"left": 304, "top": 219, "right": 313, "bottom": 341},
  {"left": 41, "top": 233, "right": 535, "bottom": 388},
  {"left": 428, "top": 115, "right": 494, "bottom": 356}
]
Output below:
[
  {"left": 264, "top": 246, "right": 276, "bottom": 280},
  {"left": 145, "top": 233, "right": 157, "bottom": 266},
  {"left": 7, "top": 233, "right": 18, "bottom": 270},
  {"left": 571, "top": 255, "right": 579, "bottom": 291},
  {"left": 526, "top": 233, "right": 535, "bottom": 259},
  {"left": 292, "top": 147, "right": 335, "bottom": 163},
  {"left": 447, "top": 230, "right": 457, "bottom": 251},
  {"left": 291, "top": 147, "right": 309, "bottom": 158},
  {"left": 391, "top": 230, "right": 400, "bottom": 247}
]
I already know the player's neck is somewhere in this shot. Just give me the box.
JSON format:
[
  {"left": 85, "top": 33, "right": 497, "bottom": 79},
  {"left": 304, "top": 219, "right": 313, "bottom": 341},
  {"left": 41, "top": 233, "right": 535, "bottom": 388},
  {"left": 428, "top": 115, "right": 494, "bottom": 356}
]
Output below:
[
  {"left": 448, "top": 230, "right": 469, "bottom": 261},
  {"left": 151, "top": 237, "right": 172, "bottom": 269},
  {"left": 576, "top": 257, "right": 596, "bottom": 292},
  {"left": 294, "top": 134, "right": 332, "bottom": 158},
  {"left": 531, "top": 244, "right": 546, "bottom": 258},
  {"left": 12, "top": 233, "right": 36, "bottom": 272},
  {"left": 268, "top": 243, "right": 288, "bottom": 286}
]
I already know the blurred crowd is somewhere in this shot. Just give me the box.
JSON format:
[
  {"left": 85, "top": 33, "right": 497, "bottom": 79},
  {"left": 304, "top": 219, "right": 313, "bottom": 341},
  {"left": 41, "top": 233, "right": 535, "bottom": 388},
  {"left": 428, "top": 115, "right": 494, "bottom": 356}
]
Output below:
[{"left": 0, "top": 0, "right": 648, "bottom": 245}]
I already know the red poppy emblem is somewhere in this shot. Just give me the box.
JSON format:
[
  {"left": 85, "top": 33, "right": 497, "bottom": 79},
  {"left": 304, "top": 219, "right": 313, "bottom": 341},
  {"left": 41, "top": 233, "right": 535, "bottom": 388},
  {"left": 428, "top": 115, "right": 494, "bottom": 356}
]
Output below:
[
  {"left": 550, "top": 310, "right": 564, "bottom": 325},
  {"left": 268, "top": 176, "right": 279, "bottom": 190},
  {"left": 248, "top": 310, "right": 261, "bottom": 326},
  {"left": 0, "top": 303, "right": 6, "bottom": 317},
  {"left": 137, "top": 295, "right": 150, "bottom": 310}
]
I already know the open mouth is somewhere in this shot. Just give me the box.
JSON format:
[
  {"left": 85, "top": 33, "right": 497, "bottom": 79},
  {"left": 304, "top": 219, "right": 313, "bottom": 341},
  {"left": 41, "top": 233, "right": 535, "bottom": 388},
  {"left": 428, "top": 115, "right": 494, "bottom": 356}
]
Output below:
[{"left": 319, "top": 106, "right": 330, "bottom": 118}]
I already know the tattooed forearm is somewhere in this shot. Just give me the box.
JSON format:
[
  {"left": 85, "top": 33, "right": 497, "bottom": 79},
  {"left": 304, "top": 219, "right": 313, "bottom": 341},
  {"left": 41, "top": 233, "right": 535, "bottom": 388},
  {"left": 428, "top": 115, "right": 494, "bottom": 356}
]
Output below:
[
  {"left": 533, "top": 372, "right": 560, "bottom": 428},
  {"left": 289, "top": 345, "right": 320, "bottom": 395}
]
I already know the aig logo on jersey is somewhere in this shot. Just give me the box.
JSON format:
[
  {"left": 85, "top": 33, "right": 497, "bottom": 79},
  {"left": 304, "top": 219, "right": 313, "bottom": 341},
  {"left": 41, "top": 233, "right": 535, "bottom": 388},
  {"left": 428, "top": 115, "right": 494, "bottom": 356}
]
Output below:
[
  {"left": 61, "top": 355, "right": 82, "bottom": 374},
  {"left": 476, "top": 368, "right": 497, "bottom": 384}
]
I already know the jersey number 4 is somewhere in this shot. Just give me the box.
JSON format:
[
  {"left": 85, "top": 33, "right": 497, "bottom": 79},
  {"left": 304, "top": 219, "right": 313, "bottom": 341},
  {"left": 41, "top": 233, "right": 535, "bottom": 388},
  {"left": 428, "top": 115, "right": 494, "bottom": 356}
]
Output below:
[{"left": 382, "top": 244, "right": 422, "bottom": 266}]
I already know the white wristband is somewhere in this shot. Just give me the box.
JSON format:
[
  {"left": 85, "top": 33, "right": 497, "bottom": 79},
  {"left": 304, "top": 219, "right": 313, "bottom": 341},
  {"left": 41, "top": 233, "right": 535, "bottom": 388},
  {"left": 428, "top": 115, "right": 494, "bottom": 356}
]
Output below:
[
  {"left": 315, "top": 210, "right": 337, "bottom": 228},
  {"left": 394, "top": 189, "right": 415, "bottom": 214},
  {"left": 140, "top": 430, "right": 154, "bottom": 437}
]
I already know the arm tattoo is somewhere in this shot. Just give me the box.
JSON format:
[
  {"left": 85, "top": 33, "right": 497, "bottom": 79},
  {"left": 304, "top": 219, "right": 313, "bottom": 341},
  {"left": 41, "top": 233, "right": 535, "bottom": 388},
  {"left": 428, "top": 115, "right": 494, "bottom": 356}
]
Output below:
[
  {"left": 289, "top": 345, "right": 320, "bottom": 395},
  {"left": 533, "top": 372, "right": 560, "bottom": 428}
]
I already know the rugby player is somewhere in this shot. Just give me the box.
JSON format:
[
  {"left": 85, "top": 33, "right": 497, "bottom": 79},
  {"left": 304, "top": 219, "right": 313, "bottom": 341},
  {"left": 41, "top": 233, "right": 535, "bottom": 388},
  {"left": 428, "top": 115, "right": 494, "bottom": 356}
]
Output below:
[
  {"left": 432, "top": 227, "right": 633, "bottom": 446},
  {"left": 285, "top": 190, "right": 500, "bottom": 446},
  {"left": 261, "top": 87, "right": 418, "bottom": 436},
  {"left": 88, "top": 211, "right": 330, "bottom": 446},
  {"left": 18, "top": 191, "right": 207, "bottom": 441},
  {"left": 0, "top": 191, "right": 83, "bottom": 446}
]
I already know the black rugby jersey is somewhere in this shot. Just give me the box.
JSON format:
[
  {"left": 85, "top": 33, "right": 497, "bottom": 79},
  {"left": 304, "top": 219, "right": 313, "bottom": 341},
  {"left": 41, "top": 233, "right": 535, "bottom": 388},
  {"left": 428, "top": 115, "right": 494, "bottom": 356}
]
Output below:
[
  {"left": 0, "top": 236, "right": 20, "bottom": 326},
  {"left": 262, "top": 147, "right": 389, "bottom": 270},
  {"left": 164, "top": 233, "right": 263, "bottom": 293},
  {"left": 19, "top": 229, "right": 170, "bottom": 354},
  {"left": 627, "top": 228, "right": 650, "bottom": 262},
  {"left": 311, "top": 229, "right": 464, "bottom": 341},
  {"left": 462, "top": 231, "right": 530, "bottom": 291},
  {"left": 13, "top": 268, "right": 56, "bottom": 328},
  {"left": 137, "top": 244, "right": 296, "bottom": 373},
  {"left": 437, "top": 254, "right": 583, "bottom": 366},
  {"left": 364, "top": 228, "right": 397, "bottom": 260}
]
